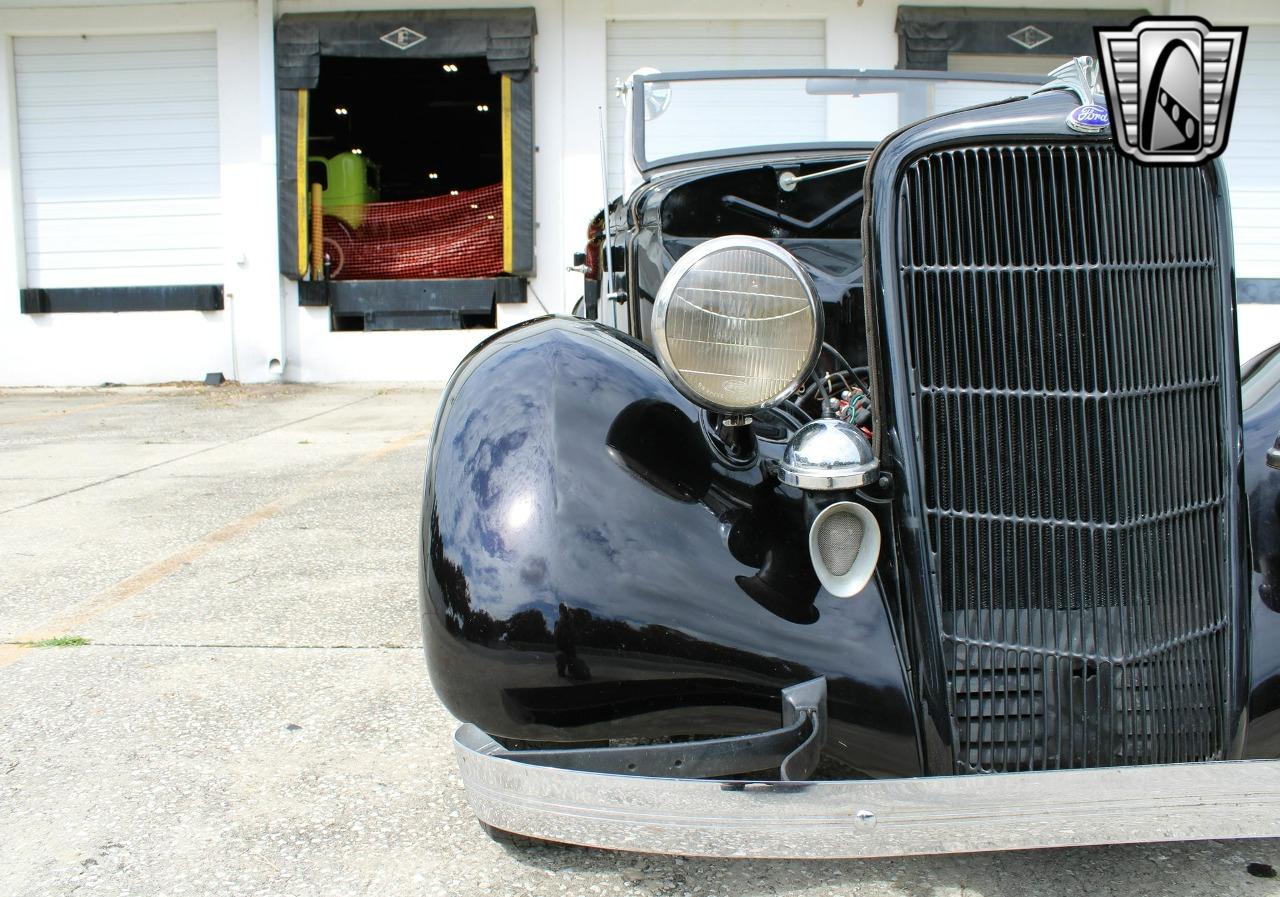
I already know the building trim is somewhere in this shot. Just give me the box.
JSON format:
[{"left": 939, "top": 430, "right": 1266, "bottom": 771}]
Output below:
[
  {"left": 895, "top": 6, "right": 1149, "bottom": 70},
  {"left": 274, "top": 8, "right": 536, "bottom": 89},
  {"left": 20, "top": 285, "right": 225, "bottom": 314}
]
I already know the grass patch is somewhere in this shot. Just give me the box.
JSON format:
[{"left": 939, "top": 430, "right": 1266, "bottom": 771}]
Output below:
[{"left": 20, "top": 635, "right": 89, "bottom": 648}]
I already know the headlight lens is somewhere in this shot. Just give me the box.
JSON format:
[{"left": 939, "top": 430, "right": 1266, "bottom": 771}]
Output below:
[{"left": 652, "top": 236, "right": 822, "bottom": 413}]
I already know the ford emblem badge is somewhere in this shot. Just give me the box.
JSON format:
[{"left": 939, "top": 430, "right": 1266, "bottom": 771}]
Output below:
[{"left": 1066, "top": 104, "right": 1110, "bottom": 134}]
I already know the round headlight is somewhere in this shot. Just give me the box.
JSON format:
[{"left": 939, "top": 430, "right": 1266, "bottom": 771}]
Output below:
[{"left": 652, "top": 236, "right": 823, "bottom": 414}]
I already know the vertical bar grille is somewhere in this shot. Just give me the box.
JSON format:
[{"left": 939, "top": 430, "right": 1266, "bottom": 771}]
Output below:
[{"left": 897, "top": 143, "right": 1230, "bottom": 773}]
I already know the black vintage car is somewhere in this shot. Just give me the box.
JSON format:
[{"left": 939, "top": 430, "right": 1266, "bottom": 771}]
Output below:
[{"left": 420, "top": 60, "right": 1280, "bottom": 857}]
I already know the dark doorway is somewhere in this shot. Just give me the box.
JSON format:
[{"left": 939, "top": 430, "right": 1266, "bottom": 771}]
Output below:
[
  {"left": 305, "top": 56, "right": 507, "bottom": 328},
  {"left": 308, "top": 56, "right": 501, "bottom": 201}
]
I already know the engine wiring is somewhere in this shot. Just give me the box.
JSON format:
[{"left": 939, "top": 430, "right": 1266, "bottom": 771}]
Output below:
[{"left": 791, "top": 343, "right": 873, "bottom": 438}]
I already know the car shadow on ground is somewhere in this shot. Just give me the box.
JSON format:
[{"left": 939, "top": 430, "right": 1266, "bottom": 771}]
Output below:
[{"left": 487, "top": 826, "right": 1280, "bottom": 897}]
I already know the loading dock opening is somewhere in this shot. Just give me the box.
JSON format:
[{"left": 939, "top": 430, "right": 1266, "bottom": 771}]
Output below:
[
  {"left": 311, "top": 56, "right": 501, "bottom": 205},
  {"left": 275, "top": 9, "right": 536, "bottom": 331}
]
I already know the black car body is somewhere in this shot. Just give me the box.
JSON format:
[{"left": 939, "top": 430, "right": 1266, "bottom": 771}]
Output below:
[{"left": 420, "top": 63, "right": 1280, "bottom": 856}]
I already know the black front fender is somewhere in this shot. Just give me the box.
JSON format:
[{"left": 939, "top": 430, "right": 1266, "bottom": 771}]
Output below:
[
  {"left": 1244, "top": 342, "right": 1280, "bottom": 756},
  {"left": 419, "top": 316, "right": 920, "bottom": 777}
]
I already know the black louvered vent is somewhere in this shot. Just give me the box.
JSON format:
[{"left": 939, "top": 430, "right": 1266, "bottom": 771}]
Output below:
[{"left": 897, "top": 143, "right": 1231, "bottom": 773}]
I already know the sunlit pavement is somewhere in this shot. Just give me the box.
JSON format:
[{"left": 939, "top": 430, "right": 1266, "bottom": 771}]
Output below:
[{"left": 1, "top": 384, "right": 1277, "bottom": 897}]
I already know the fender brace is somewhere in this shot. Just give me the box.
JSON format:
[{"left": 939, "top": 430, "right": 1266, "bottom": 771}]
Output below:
[{"left": 482, "top": 677, "right": 828, "bottom": 781}]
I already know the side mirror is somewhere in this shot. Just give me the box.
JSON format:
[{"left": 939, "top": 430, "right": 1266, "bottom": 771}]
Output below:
[{"left": 1268, "top": 434, "right": 1280, "bottom": 471}]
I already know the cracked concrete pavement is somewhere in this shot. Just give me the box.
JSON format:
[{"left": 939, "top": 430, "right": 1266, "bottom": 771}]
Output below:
[{"left": 1, "top": 383, "right": 1278, "bottom": 896}]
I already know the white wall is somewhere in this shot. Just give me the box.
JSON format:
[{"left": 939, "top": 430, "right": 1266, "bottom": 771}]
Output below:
[{"left": 0, "top": 0, "right": 283, "bottom": 386}]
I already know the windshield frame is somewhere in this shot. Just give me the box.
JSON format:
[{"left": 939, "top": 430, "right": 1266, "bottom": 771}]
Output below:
[{"left": 629, "top": 69, "right": 1048, "bottom": 173}]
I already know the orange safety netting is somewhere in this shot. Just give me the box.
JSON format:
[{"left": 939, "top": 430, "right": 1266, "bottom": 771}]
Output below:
[{"left": 320, "top": 183, "right": 504, "bottom": 280}]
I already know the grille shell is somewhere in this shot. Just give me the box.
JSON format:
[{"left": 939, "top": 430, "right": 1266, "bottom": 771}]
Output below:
[{"left": 894, "top": 143, "right": 1233, "bottom": 773}]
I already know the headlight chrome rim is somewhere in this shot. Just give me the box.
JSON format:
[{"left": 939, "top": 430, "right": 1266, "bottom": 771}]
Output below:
[{"left": 651, "top": 235, "right": 823, "bottom": 415}]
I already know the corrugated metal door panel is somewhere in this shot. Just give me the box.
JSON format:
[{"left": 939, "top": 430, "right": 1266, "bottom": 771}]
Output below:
[
  {"left": 1223, "top": 25, "right": 1280, "bottom": 279},
  {"left": 605, "top": 19, "right": 826, "bottom": 195},
  {"left": 26, "top": 219, "right": 224, "bottom": 251},
  {"left": 14, "top": 32, "right": 222, "bottom": 290},
  {"left": 17, "top": 117, "right": 220, "bottom": 141}
]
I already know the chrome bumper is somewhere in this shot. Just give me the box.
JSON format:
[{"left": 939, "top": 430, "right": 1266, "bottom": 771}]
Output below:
[{"left": 455, "top": 725, "right": 1280, "bottom": 858}]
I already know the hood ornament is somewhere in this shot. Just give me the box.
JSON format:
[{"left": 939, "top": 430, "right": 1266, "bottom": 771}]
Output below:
[
  {"left": 1036, "top": 56, "right": 1110, "bottom": 135},
  {"left": 1036, "top": 55, "right": 1103, "bottom": 106}
]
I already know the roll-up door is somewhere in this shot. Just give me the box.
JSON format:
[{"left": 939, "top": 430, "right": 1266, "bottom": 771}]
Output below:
[
  {"left": 14, "top": 33, "right": 222, "bottom": 294},
  {"left": 1223, "top": 25, "right": 1280, "bottom": 284}
]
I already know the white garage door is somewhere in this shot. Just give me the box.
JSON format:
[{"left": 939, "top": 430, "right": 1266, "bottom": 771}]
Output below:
[
  {"left": 606, "top": 19, "right": 826, "bottom": 195},
  {"left": 1223, "top": 26, "right": 1280, "bottom": 281},
  {"left": 14, "top": 33, "right": 222, "bottom": 290}
]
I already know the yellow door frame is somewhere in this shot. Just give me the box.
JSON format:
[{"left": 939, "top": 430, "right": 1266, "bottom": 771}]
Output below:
[
  {"left": 501, "top": 74, "right": 514, "bottom": 274},
  {"left": 296, "top": 89, "right": 310, "bottom": 277}
]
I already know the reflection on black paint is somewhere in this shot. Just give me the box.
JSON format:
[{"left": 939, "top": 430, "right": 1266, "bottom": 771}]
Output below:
[
  {"left": 420, "top": 318, "right": 920, "bottom": 777},
  {"left": 554, "top": 603, "right": 592, "bottom": 681},
  {"left": 503, "top": 677, "right": 780, "bottom": 729},
  {"left": 606, "top": 398, "right": 711, "bottom": 502},
  {"left": 1244, "top": 356, "right": 1280, "bottom": 757},
  {"left": 606, "top": 398, "right": 821, "bottom": 622},
  {"left": 432, "top": 508, "right": 818, "bottom": 682}
]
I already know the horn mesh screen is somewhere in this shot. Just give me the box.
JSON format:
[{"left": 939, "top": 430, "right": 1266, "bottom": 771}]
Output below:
[{"left": 816, "top": 509, "right": 863, "bottom": 577}]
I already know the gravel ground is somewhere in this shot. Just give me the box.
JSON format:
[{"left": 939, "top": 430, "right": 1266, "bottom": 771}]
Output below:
[{"left": 1, "top": 383, "right": 1278, "bottom": 896}]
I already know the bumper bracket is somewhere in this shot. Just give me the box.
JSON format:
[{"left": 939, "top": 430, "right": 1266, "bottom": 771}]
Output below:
[{"left": 481, "top": 677, "right": 828, "bottom": 781}]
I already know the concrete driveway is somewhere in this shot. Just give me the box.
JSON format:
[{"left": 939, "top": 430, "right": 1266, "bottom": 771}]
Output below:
[{"left": 1, "top": 384, "right": 1278, "bottom": 897}]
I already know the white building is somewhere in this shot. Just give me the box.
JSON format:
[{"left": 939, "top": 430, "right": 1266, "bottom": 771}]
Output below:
[{"left": 0, "top": 0, "right": 1276, "bottom": 385}]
